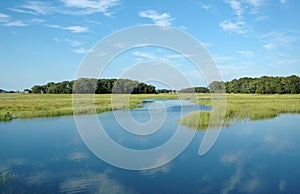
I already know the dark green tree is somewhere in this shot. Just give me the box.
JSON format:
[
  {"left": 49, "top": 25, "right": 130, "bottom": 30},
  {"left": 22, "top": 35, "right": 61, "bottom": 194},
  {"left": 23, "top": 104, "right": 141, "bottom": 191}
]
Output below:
[{"left": 208, "top": 81, "right": 225, "bottom": 93}]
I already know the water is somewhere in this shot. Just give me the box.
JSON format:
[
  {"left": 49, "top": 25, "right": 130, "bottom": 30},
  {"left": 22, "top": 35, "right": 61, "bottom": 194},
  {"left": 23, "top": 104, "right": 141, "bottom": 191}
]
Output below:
[{"left": 0, "top": 99, "right": 300, "bottom": 193}]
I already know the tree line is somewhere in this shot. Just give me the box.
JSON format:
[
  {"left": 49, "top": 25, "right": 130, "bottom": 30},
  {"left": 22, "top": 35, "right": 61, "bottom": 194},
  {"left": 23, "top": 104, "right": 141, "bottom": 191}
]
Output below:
[
  {"left": 208, "top": 75, "right": 300, "bottom": 94},
  {"left": 0, "top": 89, "right": 16, "bottom": 93},
  {"left": 27, "top": 75, "right": 300, "bottom": 94},
  {"left": 31, "top": 78, "right": 156, "bottom": 94},
  {"left": 178, "top": 87, "right": 209, "bottom": 93}
]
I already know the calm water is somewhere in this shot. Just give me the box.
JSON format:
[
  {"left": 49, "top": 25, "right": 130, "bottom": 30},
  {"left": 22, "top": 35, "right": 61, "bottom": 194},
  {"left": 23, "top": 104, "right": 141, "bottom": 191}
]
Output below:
[{"left": 0, "top": 100, "right": 300, "bottom": 193}]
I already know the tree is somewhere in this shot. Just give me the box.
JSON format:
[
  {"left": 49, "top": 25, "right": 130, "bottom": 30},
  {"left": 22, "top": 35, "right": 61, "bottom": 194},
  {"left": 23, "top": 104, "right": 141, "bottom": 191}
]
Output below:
[
  {"left": 73, "top": 78, "right": 97, "bottom": 94},
  {"left": 31, "top": 78, "right": 157, "bottom": 94},
  {"left": 223, "top": 75, "right": 300, "bottom": 94},
  {"left": 32, "top": 85, "right": 47, "bottom": 94},
  {"left": 29, "top": 75, "right": 300, "bottom": 95},
  {"left": 179, "top": 87, "right": 209, "bottom": 93},
  {"left": 208, "top": 81, "right": 225, "bottom": 93},
  {"left": 145, "top": 85, "right": 156, "bottom": 94}
]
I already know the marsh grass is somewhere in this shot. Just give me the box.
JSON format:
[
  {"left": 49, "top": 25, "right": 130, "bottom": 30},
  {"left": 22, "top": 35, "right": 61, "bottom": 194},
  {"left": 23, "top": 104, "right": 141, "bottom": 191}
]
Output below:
[
  {"left": 2, "top": 93, "right": 300, "bottom": 130},
  {"left": 180, "top": 94, "right": 300, "bottom": 129},
  {"left": 0, "top": 94, "right": 74, "bottom": 121},
  {"left": 0, "top": 93, "right": 179, "bottom": 121},
  {"left": 0, "top": 112, "right": 13, "bottom": 121}
]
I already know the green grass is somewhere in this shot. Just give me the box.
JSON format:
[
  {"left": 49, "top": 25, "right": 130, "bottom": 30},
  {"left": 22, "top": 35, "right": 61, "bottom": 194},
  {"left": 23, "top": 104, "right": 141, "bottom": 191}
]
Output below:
[
  {"left": 2, "top": 93, "right": 300, "bottom": 130},
  {"left": 0, "top": 93, "right": 180, "bottom": 121},
  {"left": 0, "top": 94, "right": 74, "bottom": 121},
  {"left": 180, "top": 94, "right": 300, "bottom": 129}
]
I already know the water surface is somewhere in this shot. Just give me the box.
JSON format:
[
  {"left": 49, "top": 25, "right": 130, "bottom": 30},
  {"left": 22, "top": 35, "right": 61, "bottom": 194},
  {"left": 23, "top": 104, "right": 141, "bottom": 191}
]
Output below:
[{"left": 0, "top": 99, "right": 299, "bottom": 193}]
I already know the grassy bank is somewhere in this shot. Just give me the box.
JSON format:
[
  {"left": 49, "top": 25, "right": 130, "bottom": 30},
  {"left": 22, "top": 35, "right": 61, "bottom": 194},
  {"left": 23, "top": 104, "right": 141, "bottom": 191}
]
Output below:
[
  {"left": 2, "top": 93, "right": 300, "bottom": 129},
  {"left": 0, "top": 93, "right": 179, "bottom": 121},
  {"left": 180, "top": 94, "right": 300, "bottom": 129}
]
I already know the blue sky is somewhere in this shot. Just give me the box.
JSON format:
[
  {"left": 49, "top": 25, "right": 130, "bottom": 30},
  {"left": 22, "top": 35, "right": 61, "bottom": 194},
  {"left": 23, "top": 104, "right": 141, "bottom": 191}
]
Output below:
[{"left": 0, "top": 0, "right": 299, "bottom": 90}]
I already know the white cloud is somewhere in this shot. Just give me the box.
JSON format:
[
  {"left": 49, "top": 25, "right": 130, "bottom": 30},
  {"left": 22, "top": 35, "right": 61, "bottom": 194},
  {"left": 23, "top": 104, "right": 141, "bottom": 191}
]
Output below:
[
  {"left": 244, "top": 0, "right": 263, "bottom": 14},
  {"left": 225, "top": 0, "right": 263, "bottom": 17},
  {"left": 200, "top": 41, "right": 214, "bottom": 47},
  {"left": 97, "top": 52, "right": 108, "bottom": 57},
  {"left": 280, "top": 0, "right": 287, "bottom": 4},
  {"left": 135, "top": 58, "right": 145, "bottom": 62},
  {"left": 184, "top": 70, "right": 207, "bottom": 83},
  {"left": 166, "top": 53, "right": 199, "bottom": 59},
  {"left": 217, "top": 64, "right": 251, "bottom": 79},
  {"left": 159, "top": 57, "right": 171, "bottom": 63},
  {"left": 179, "top": 25, "right": 187, "bottom": 30},
  {"left": 60, "top": 0, "right": 120, "bottom": 16},
  {"left": 30, "top": 18, "right": 45, "bottom": 23},
  {"left": 85, "top": 20, "right": 102, "bottom": 25},
  {"left": 255, "top": 15, "right": 269, "bottom": 21},
  {"left": 219, "top": 19, "right": 246, "bottom": 34},
  {"left": 244, "top": 0, "right": 263, "bottom": 7},
  {"left": 0, "top": 13, "right": 10, "bottom": 23},
  {"left": 166, "top": 54, "right": 184, "bottom": 59},
  {"left": 11, "top": 0, "right": 120, "bottom": 16},
  {"left": 65, "top": 38, "right": 82, "bottom": 47},
  {"left": 263, "top": 43, "right": 276, "bottom": 49},
  {"left": 273, "top": 59, "right": 298, "bottom": 66},
  {"left": 114, "top": 42, "right": 125, "bottom": 49},
  {"left": 132, "top": 51, "right": 156, "bottom": 60},
  {"left": 222, "top": 0, "right": 263, "bottom": 34},
  {"left": 4, "top": 20, "right": 27, "bottom": 27},
  {"left": 262, "top": 31, "right": 299, "bottom": 49},
  {"left": 53, "top": 37, "right": 61, "bottom": 42},
  {"left": 139, "top": 10, "right": 173, "bottom": 26},
  {"left": 199, "top": 3, "right": 210, "bottom": 10},
  {"left": 225, "top": 0, "right": 243, "bottom": 17},
  {"left": 13, "top": 1, "right": 55, "bottom": 15},
  {"left": 237, "top": 50, "right": 254, "bottom": 57},
  {"left": 62, "top": 25, "right": 88, "bottom": 33},
  {"left": 213, "top": 54, "right": 235, "bottom": 63},
  {"left": 72, "top": 47, "right": 88, "bottom": 54},
  {"left": 0, "top": 12, "right": 33, "bottom": 28},
  {"left": 0, "top": 13, "right": 9, "bottom": 18},
  {"left": 55, "top": 38, "right": 86, "bottom": 54},
  {"left": 46, "top": 24, "right": 88, "bottom": 33}
]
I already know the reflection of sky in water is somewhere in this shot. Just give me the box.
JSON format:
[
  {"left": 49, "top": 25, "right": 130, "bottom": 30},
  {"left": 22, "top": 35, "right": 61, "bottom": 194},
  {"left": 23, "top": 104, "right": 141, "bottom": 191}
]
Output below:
[{"left": 0, "top": 100, "right": 300, "bottom": 193}]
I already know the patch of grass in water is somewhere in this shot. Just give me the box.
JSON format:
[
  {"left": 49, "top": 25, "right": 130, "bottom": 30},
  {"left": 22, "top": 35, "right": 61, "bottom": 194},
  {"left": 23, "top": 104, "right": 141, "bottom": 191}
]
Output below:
[
  {"left": 0, "top": 112, "right": 13, "bottom": 121},
  {"left": 0, "top": 171, "right": 15, "bottom": 185},
  {"left": 180, "top": 94, "right": 300, "bottom": 129}
]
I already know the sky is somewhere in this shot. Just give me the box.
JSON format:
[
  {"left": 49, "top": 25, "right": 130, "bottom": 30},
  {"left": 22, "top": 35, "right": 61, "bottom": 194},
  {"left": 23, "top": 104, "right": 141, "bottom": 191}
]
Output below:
[{"left": 0, "top": 0, "right": 299, "bottom": 91}]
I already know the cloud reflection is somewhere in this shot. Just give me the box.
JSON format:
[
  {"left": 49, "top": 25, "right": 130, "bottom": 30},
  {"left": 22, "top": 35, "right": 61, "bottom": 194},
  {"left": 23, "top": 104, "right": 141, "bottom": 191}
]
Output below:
[
  {"left": 60, "top": 170, "right": 135, "bottom": 194},
  {"left": 25, "top": 171, "right": 53, "bottom": 185},
  {"left": 264, "top": 135, "right": 294, "bottom": 153},
  {"left": 140, "top": 163, "right": 171, "bottom": 176},
  {"left": 0, "top": 158, "right": 27, "bottom": 172},
  {"left": 67, "top": 152, "right": 88, "bottom": 161},
  {"left": 220, "top": 151, "right": 243, "bottom": 165},
  {"left": 220, "top": 150, "right": 263, "bottom": 194},
  {"left": 279, "top": 178, "right": 286, "bottom": 192},
  {"left": 240, "top": 177, "right": 262, "bottom": 193},
  {"left": 221, "top": 163, "right": 243, "bottom": 194}
]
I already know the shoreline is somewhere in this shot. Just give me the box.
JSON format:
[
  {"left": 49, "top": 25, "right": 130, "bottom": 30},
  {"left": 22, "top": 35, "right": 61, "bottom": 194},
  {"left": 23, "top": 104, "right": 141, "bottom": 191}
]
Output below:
[{"left": 1, "top": 94, "right": 300, "bottom": 130}]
